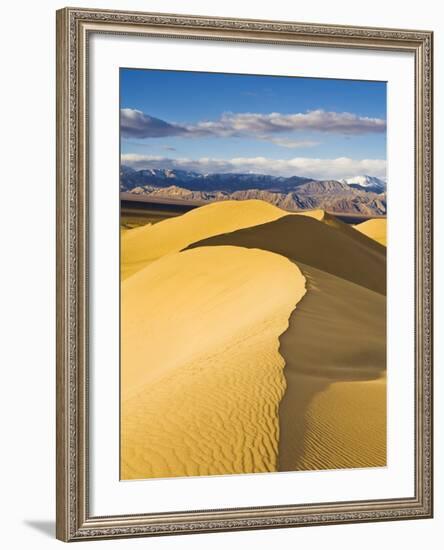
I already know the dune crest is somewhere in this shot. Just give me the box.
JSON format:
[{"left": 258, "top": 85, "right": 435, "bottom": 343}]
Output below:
[
  {"left": 121, "top": 199, "right": 383, "bottom": 281},
  {"left": 121, "top": 245, "right": 306, "bottom": 479},
  {"left": 294, "top": 208, "right": 326, "bottom": 221},
  {"left": 355, "top": 218, "right": 387, "bottom": 246},
  {"left": 188, "top": 213, "right": 386, "bottom": 295},
  {"left": 121, "top": 199, "right": 290, "bottom": 279},
  {"left": 185, "top": 217, "right": 387, "bottom": 471}
]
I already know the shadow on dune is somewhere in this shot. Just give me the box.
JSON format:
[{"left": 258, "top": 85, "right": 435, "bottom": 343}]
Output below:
[
  {"left": 188, "top": 214, "right": 386, "bottom": 295},
  {"left": 277, "top": 263, "right": 386, "bottom": 471},
  {"left": 187, "top": 214, "right": 386, "bottom": 471}
]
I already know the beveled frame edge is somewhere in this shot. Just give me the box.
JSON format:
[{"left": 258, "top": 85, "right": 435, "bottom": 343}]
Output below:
[{"left": 56, "top": 6, "right": 433, "bottom": 542}]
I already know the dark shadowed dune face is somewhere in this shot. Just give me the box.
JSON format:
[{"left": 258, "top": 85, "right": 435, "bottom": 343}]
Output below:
[
  {"left": 281, "top": 262, "right": 386, "bottom": 381},
  {"left": 277, "top": 263, "right": 386, "bottom": 470},
  {"left": 188, "top": 214, "right": 386, "bottom": 295},
  {"left": 320, "top": 212, "right": 385, "bottom": 251}
]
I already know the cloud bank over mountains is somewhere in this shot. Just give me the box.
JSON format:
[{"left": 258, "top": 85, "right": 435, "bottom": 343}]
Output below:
[
  {"left": 120, "top": 108, "right": 386, "bottom": 141},
  {"left": 121, "top": 107, "right": 386, "bottom": 180},
  {"left": 121, "top": 153, "right": 386, "bottom": 181}
]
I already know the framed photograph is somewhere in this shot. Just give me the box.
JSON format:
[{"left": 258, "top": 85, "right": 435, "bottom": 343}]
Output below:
[{"left": 56, "top": 7, "right": 433, "bottom": 542}]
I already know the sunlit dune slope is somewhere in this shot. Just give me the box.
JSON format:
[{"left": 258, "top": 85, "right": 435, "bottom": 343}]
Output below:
[
  {"left": 188, "top": 213, "right": 386, "bottom": 295},
  {"left": 121, "top": 245, "right": 306, "bottom": 479},
  {"left": 294, "top": 208, "right": 326, "bottom": 221},
  {"left": 355, "top": 218, "right": 387, "bottom": 246},
  {"left": 120, "top": 199, "right": 290, "bottom": 279}
]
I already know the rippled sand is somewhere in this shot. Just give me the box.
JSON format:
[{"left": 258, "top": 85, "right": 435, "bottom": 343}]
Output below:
[
  {"left": 121, "top": 200, "right": 386, "bottom": 478},
  {"left": 121, "top": 246, "right": 306, "bottom": 479}
]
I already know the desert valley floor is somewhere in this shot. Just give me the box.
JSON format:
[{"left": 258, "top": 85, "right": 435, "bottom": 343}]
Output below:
[{"left": 120, "top": 199, "right": 387, "bottom": 480}]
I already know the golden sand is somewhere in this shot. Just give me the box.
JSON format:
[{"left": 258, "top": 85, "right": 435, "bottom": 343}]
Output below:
[
  {"left": 355, "top": 218, "right": 387, "bottom": 246},
  {"left": 121, "top": 200, "right": 387, "bottom": 478},
  {"left": 121, "top": 245, "right": 306, "bottom": 479},
  {"left": 294, "top": 208, "right": 326, "bottom": 221},
  {"left": 120, "top": 199, "right": 290, "bottom": 280}
]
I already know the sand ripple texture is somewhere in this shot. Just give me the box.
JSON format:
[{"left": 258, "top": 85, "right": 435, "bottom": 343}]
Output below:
[{"left": 121, "top": 245, "right": 306, "bottom": 479}]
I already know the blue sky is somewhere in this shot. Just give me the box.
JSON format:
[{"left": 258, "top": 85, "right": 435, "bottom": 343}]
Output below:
[{"left": 120, "top": 68, "right": 386, "bottom": 180}]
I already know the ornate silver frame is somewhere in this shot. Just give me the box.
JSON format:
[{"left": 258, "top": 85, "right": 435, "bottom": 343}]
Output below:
[{"left": 56, "top": 7, "right": 433, "bottom": 542}]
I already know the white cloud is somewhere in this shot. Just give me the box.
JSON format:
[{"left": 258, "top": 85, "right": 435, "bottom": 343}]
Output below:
[
  {"left": 187, "top": 110, "right": 386, "bottom": 137},
  {"left": 120, "top": 108, "right": 386, "bottom": 141},
  {"left": 121, "top": 153, "right": 386, "bottom": 180}
]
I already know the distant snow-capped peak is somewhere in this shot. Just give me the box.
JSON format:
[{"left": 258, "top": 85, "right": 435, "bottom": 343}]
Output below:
[{"left": 340, "top": 175, "right": 386, "bottom": 193}]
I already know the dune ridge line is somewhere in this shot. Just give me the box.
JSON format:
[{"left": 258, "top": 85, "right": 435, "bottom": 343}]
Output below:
[
  {"left": 121, "top": 199, "right": 386, "bottom": 477},
  {"left": 186, "top": 212, "right": 387, "bottom": 471},
  {"left": 120, "top": 200, "right": 336, "bottom": 280},
  {"left": 121, "top": 199, "right": 291, "bottom": 279}
]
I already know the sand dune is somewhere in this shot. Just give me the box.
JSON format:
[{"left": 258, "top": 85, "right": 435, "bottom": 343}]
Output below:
[
  {"left": 121, "top": 200, "right": 386, "bottom": 477},
  {"left": 120, "top": 201, "right": 367, "bottom": 280},
  {"left": 120, "top": 199, "right": 290, "bottom": 279},
  {"left": 121, "top": 245, "right": 306, "bottom": 479},
  {"left": 189, "top": 213, "right": 386, "bottom": 295},
  {"left": 355, "top": 218, "right": 387, "bottom": 246},
  {"left": 186, "top": 216, "right": 386, "bottom": 471}
]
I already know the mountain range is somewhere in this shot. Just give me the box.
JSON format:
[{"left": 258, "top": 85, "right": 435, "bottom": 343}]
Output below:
[{"left": 120, "top": 166, "right": 387, "bottom": 216}]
